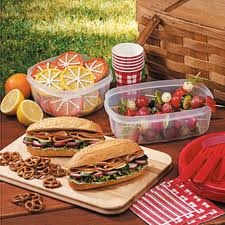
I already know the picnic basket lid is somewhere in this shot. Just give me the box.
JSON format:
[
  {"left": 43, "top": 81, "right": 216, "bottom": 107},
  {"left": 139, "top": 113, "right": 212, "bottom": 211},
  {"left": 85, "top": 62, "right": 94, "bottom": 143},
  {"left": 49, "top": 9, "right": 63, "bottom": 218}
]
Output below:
[{"left": 142, "top": 0, "right": 225, "bottom": 31}]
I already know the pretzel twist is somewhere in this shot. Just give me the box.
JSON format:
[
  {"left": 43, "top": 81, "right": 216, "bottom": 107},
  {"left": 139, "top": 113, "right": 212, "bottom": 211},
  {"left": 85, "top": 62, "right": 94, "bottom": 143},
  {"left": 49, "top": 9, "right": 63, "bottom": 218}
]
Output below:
[
  {"left": 11, "top": 193, "right": 31, "bottom": 205},
  {"left": 9, "top": 160, "right": 24, "bottom": 172},
  {"left": 17, "top": 166, "right": 35, "bottom": 179},
  {"left": 25, "top": 199, "right": 44, "bottom": 212},
  {"left": 43, "top": 176, "right": 61, "bottom": 188},
  {"left": 0, "top": 152, "right": 12, "bottom": 165},
  {"left": 52, "top": 168, "right": 67, "bottom": 177}
]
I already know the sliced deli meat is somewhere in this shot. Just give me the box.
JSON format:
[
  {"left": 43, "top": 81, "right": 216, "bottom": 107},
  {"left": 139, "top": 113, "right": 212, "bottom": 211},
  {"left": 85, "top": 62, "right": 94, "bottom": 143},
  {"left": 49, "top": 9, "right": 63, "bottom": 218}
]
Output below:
[{"left": 24, "top": 117, "right": 104, "bottom": 157}]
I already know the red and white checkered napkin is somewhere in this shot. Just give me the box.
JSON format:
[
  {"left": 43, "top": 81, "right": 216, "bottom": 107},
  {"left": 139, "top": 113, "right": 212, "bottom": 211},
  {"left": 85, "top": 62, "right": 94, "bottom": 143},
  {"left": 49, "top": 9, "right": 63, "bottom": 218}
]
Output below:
[{"left": 130, "top": 179, "right": 224, "bottom": 225}]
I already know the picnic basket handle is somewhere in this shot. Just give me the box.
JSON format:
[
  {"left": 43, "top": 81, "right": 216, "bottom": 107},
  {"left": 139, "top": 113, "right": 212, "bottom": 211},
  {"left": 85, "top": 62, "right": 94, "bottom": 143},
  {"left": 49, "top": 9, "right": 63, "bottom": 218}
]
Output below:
[{"left": 137, "top": 15, "right": 161, "bottom": 46}]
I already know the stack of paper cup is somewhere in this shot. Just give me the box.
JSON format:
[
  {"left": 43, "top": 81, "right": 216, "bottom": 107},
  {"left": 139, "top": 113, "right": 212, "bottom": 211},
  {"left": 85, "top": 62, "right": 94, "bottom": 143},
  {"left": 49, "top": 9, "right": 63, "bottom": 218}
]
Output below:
[{"left": 112, "top": 43, "right": 144, "bottom": 86}]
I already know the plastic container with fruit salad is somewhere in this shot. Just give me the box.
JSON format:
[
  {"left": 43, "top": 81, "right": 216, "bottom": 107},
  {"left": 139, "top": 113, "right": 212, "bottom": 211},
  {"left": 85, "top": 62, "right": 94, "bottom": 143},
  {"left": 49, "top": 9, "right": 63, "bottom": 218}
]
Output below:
[
  {"left": 104, "top": 79, "right": 214, "bottom": 144},
  {"left": 27, "top": 53, "right": 112, "bottom": 117}
]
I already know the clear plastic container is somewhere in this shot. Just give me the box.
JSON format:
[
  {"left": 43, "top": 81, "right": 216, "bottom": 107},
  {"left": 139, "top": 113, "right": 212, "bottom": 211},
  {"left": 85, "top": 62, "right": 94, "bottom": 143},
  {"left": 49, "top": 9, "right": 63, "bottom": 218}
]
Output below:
[
  {"left": 27, "top": 57, "right": 112, "bottom": 117},
  {"left": 104, "top": 80, "right": 213, "bottom": 144}
]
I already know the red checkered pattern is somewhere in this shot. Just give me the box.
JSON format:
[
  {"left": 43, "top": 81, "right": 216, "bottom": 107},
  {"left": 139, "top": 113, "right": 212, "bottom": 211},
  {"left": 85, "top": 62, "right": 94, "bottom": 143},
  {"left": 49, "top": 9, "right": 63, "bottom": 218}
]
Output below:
[
  {"left": 115, "top": 71, "right": 142, "bottom": 86},
  {"left": 130, "top": 179, "right": 224, "bottom": 225}
]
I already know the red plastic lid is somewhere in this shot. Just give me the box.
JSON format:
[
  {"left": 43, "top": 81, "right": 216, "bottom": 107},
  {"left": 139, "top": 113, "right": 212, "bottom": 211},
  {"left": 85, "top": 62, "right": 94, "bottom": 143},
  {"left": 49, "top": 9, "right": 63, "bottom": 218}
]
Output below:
[{"left": 179, "top": 132, "right": 225, "bottom": 203}]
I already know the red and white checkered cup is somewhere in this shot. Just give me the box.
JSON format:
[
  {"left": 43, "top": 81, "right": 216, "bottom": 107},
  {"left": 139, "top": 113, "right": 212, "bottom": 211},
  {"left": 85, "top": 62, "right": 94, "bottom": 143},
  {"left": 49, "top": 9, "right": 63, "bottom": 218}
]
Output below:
[
  {"left": 114, "top": 68, "right": 142, "bottom": 86},
  {"left": 112, "top": 43, "right": 144, "bottom": 86}
]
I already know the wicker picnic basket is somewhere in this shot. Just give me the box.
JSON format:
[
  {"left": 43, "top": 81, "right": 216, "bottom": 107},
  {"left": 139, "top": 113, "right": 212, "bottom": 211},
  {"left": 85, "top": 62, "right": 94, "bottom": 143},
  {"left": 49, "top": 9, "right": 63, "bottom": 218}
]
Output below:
[{"left": 136, "top": 0, "right": 225, "bottom": 104}]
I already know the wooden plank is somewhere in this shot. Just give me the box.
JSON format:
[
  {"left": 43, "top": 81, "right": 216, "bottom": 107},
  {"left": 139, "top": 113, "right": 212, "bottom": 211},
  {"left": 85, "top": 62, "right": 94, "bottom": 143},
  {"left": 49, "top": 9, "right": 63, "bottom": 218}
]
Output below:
[
  {"left": 146, "top": 60, "right": 186, "bottom": 79},
  {"left": 0, "top": 135, "right": 172, "bottom": 215},
  {"left": 137, "top": 0, "right": 183, "bottom": 12},
  {"left": 167, "top": 42, "right": 208, "bottom": 60},
  {"left": 208, "top": 37, "right": 225, "bottom": 50},
  {"left": 166, "top": 58, "right": 193, "bottom": 74},
  {"left": 0, "top": 182, "right": 73, "bottom": 219},
  {"left": 209, "top": 71, "right": 225, "bottom": 86},
  {"left": 209, "top": 55, "right": 225, "bottom": 68},
  {"left": 184, "top": 56, "right": 212, "bottom": 72},
  {"left": 136, "top": 5, "right": 225, "bottom": 40},
  {"left": 144, "top": 43, "right": 167, "bottom": 56},
  {"left": 164, "top": 0, "right": 190, "bottom": 12},
  {"left": 137, "top": 15, "right": 161, "bottom": 46},
  {"left": 183, "top": 38, "right": 225, "bottom": 56},
  {"left": 168, "top": 0, "right": 225, "bottom": 31},
  {"left": 167, "top": 52, "right": 184, "bottom": 63}
]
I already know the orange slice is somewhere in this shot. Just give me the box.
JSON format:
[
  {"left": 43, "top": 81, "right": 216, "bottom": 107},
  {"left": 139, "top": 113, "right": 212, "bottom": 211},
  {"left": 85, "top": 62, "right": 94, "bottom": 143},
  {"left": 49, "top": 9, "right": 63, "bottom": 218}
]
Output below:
[
  {"left": 60, "top": 66, "right": 94, "bottom": 90},
  {"left": 35, "top": 69, "right": 62, "bottom": 90},
  {"left": 49, "top": 96, "right": 83, "bottom": 116},
  {"left": 31, "top": 61, "right": 59, "bottom": 78},
  {"left": 82, "top": 91, "right": 100, "bottom": 114},
  {"left": 85, "top": 58, "right": 108, "bottom": 83},
  {"left": 56, "top": 52, "right": 83, "bottom": 69}
]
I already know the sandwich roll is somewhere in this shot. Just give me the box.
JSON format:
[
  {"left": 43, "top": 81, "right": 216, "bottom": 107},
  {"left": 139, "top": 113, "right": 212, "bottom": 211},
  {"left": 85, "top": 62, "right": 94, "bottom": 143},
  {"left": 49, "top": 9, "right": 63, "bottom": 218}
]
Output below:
[
  {"left": 23, "top": 117, "right": 104, "bottom": 157},
  {"left": 67, "top": 139, "right": 148, "bottom": 190}
]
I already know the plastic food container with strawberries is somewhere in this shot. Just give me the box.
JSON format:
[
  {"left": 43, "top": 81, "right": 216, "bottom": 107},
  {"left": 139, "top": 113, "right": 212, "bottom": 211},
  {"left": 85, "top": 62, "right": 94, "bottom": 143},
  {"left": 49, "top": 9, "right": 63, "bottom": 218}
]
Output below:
[
  {"left": 104, "top": 80, "right": 213, "bottom": 144},
  {"left": 27, "top": 57, "right": 112, "bottom": 117}
]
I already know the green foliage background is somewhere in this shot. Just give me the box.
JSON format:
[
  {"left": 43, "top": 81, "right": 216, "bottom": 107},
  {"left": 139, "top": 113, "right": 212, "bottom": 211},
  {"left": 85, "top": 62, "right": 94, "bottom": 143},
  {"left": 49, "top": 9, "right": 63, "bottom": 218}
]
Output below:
[{"left": 0, "top": 0, "right": 138, "bottom": 95}]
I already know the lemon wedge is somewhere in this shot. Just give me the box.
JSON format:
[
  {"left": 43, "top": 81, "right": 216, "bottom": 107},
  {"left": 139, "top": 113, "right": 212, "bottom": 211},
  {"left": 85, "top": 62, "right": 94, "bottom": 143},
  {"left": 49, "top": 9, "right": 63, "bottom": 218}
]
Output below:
[
  {"left": 17, "top": 100, "right": 44, "bottom": 126},
  {"left": 60, "top": 66, "right": 94, "bottom": 90},
  {"left": 0, "top": 89, "right": 24, "bottom": 115}
]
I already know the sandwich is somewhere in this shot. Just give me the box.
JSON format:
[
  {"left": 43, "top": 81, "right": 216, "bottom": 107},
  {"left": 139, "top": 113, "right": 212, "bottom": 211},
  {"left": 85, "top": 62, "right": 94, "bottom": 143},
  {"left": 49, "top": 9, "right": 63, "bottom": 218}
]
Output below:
[
  {"left": 23, "top": 117, "right": 104, "bottom": 157},
  {"left": 67, "top": 139, "right": 148, "bottom": 190}
]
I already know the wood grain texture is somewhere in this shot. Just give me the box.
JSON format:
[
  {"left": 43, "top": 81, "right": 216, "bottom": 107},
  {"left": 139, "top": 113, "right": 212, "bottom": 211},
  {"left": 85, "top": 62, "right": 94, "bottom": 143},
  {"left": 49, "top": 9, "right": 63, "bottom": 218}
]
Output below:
[
  {"left": 168, "top": 0, "right": 225, "bottom": 31},
  {"left": 1, "top": 107, "right": 225, "bottom": 224},
  {"left": 0, "top": 135, "right": 172, "bottom": 215}
]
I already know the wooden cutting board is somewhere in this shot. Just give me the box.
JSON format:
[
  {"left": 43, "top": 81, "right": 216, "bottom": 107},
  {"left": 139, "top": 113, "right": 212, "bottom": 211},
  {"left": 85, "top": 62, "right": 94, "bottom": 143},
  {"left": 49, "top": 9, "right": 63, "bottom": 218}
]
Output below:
[{"left": 0, "top": 135, "right": 172, "bottom": 215}]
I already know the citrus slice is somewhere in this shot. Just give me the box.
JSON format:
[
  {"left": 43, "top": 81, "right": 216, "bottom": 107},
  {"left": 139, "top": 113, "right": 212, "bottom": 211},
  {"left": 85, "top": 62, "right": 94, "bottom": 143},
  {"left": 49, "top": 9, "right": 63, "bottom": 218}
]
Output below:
[
  {"left": 82, "top": 91, "right": 100, "bottom": 114},
  {"left": 85, "top": 58, "right": 108, "bottom": 83},
  {"left": 0, "top": 89, "right": 24, "bottom": 115},
  {"left": 56, "top": 52, "right": 84, "bottom": 69},
  {"left": 35, "top": 69, "right": 62, "bottom": 90},
  {"left": 61, "top": 66, "right": 94, "bottom": 90},
  {"left": 49, "top": 96, "right": 83, "bottom": 116},
  {"left": 31, "top": 61, "right": 59, "bottom": 78},
  {"left": 17, "top": 100, "right": 44, "bottom": 126}
]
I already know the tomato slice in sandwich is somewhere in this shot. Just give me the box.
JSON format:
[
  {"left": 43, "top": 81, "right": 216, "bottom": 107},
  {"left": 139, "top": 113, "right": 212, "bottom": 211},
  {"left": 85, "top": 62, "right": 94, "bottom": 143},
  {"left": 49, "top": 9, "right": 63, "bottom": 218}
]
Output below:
[
  {"left": 84, "top": 58, "right": 108, "bottom": 83},
  {"left": 56, "top": 51, "right": 84, "bottom": 69},
  {"left": 32, "top": 61, "right": 59, "bottom": 78}
]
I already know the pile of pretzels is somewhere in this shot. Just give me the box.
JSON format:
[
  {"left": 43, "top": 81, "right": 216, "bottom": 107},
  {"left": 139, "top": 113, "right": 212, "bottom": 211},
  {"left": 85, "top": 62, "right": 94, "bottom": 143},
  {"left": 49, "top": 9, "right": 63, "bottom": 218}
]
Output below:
[
  {"left": 0, "top": 151, "right": 67, "bottom": 188},
  {"left": 11, "top": 192, "right": 44, "bottom": 213}
]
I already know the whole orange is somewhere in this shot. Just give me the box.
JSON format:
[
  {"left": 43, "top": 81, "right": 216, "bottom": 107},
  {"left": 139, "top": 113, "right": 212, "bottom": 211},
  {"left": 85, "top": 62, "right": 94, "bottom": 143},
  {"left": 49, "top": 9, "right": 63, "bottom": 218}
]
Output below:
[{"left": 4, "top": 73, "right": 31, "bottom": 99}]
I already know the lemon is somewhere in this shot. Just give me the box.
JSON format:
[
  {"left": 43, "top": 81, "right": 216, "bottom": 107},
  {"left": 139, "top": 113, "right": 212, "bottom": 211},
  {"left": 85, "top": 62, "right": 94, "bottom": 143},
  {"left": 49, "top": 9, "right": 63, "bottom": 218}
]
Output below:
[
  {"left": 61, "top": 66, "right": 94, "bottom": 90},
  {"left": 0, "top": 89, "right": 24, "bottom": 115},
  {"left": 17, "top": 100, "right": 44, "bottom": 126},
  {"left": 35, "top": 69, "right": 62, "bottom": 90}
]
